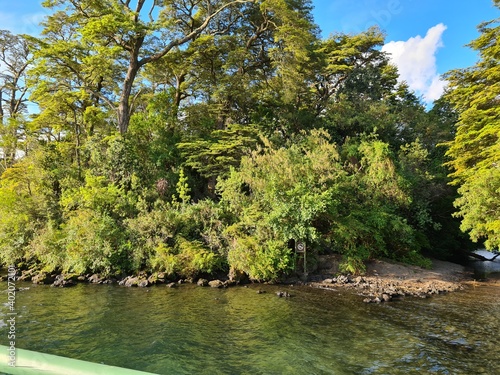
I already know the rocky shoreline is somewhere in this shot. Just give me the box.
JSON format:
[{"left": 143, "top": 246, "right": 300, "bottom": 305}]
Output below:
[
  {"left": 10, "top": 269, "right": 245, "bottom": 289},
  {"left": 307, "top": 255, "right": 474, "bottom": 303},
  {"left": 308, "top": 274, "right": 465, "bottom": 303},
  {"left": 3, "top": 255, "right": 487, "bottom": 303}
]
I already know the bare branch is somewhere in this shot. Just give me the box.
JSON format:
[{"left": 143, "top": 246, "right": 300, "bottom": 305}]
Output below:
[
  {"left": 135, "top": 0, "right": 146, "bottom": 13},
  {"left": 11, "top": 87, "right": 29, "bottom": 115},
  {"left": 148, "top": 0, "right": 156, "bottom": 22},
  {"left": 130, "top": 88, "right": 143, "bottom": 115}
]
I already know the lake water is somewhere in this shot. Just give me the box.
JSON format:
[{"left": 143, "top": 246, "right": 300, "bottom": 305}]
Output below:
[
  {"left": 471, "top": 250, "right": 500, "bottom": 277},
  {"left": 1, "top": 281, "right": 499, "bottom": 374}
]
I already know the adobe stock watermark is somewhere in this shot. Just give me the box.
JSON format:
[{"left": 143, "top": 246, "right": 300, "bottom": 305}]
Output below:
[
  {"left": 346, "top": 0, "right": 406, "bottom": 34},
  {"left": 6, "top": 265, "right": 17, "bottom": 367},
  {"left": 370, "top": 0, "right": 403, "bottom": 28}
]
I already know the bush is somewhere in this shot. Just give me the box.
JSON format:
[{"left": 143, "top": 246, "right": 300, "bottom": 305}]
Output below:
[
  {"left": 126, "top": 199, "right": 228, "bottom": 278},
  {"left": 61, "top": 209, "right": 129, "bottom": 275},
  {"left": 219, "top": 131, "right": 427, "bottom": 278},
  {"left": 219, "top": 130, "right": 345, "bottom": 279},
  {"left": 29, "top": 225, "right": 65, "bottom": 273}
]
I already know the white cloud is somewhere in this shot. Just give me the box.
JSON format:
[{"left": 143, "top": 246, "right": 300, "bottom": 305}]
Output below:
[{"left": 382, "top": 23, "right": 448, "bottom": 103}]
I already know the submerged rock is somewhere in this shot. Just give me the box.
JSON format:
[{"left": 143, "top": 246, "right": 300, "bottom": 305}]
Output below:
[
  {"left": 52, "top": 274, "right": 76, "bottom": 288},
  {"left": 208, "top": 280, "right": 224, "bottom": 288},
  {"left": 32, "top": 273, "right": 55, "bottom": 285},
  {"left": 197, "top": 278, "right": 208, "bottom": 287},
  {"left": 276, "top": 291, "right": 291, "bottom": 298},
  {"left": 119, "top": 276, "right": 149, "bottom": 287}
]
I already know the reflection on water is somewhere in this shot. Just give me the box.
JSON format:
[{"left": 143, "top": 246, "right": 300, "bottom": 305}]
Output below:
[
  {"left": 1, "top": 281, "right": 499, "bottom": 374},
  {"left": 471, "top": 250, "right": 500, "bottom": 278}
]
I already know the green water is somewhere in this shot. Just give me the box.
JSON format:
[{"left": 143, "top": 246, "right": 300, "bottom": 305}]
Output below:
[{"left": 1, "top": 282, "right": 499, "bottom": 374}]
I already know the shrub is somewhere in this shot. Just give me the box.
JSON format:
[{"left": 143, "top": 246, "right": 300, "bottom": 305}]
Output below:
[
  {"left": 126, "top": 199, "right": 228, "bottom": 277},
  {"left": 61, "top": 209, "right": 129, "bottom": 275}
]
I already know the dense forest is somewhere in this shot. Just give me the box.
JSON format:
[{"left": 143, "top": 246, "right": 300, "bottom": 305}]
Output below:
[{"left": 0, "top": 0, "right": 498, "bottom": 281}]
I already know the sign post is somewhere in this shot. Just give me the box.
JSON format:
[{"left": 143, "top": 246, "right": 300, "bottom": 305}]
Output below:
[{"left": 295, "top": 241, "right": 307, "bottom": 279}]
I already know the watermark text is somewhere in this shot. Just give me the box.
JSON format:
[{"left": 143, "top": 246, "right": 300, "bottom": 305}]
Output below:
[{"left": 6, "top": 265, "right": 17, "bottom": 367}]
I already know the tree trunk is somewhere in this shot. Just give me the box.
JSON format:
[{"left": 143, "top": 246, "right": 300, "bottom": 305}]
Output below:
[
  {"left": 173, "top": 73, "right": 186, "bottom": 117},
  {"left": 117, "top": 35, "right": 144, "bottom": 134},
  {"left": 0, "top": 90, "right": 3, "bottom": 124},
  {"left": 118, "top": 65, "right": 137, "bottom": 134}
]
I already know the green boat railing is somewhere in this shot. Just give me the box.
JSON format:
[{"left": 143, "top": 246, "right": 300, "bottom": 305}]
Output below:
[{"left": 0, "top": 345, "right": 158, "bottom": 375}]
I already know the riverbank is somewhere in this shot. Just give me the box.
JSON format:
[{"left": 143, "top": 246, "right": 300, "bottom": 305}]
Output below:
[
  {"left": 4, "top": 254, "right": 495, "bottom": 303},
  {"left": 308, "top": 255, "right": 479, "bottom": 302},
  {"left": 3, "top": 272, "right": 500, "bottom": 374}
]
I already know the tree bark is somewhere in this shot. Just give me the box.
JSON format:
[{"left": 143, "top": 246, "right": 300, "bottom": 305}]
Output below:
[
  {"left": 117, "top": 32, "right": 144, "bottom": 134},
  {"left": 0, "top": 90, "right": 3, "bottom": 124}
]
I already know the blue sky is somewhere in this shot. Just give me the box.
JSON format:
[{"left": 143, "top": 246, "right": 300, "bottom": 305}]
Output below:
[
  {"left": 0, "top": 0, "right": 499, "bottom": 104},
  {"left": 312, "top": 0, "right": 499, "bottom": 103}
]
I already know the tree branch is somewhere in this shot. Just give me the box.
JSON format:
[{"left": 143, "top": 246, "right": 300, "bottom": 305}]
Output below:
[
  {"left": 469, "top": 252, "right": 500, "bottom": 261},
  {"left": 139, "top": 0, "right": 254, "bottom": 67},
  {"left": 129, "top": 88, "right": 143, "bottom": 115}
]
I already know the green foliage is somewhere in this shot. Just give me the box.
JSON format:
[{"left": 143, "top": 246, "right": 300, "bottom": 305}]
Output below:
[
  {"left": 60, "top": 209, "right": 129, "bottom": 275},
  {"left": 339, "top": 256, "right": 366, "bottom": 275},
  {"left": 226, "top": 235, "right": 292, "bottom": 281},
  {"left": 0, "top": 186, "right": 35, "bottom": 267},
  {"left": 176, "top": 238, "right": 219, "bottom": 277},
  {"left": 219, "top": 130, "right": 342, "bottom": 279},
  {"left": 400, "top": 250, "right": 433, "bottom": 269},
  {"left": 60, "top": 171, "right": 138, "bottom": 226},
  {"left": 148, "top": 243, "right": 178, "bottom": 277},
  {"left": 28, "top": 225, "right": 65, "bottom": 273},
  {"left": 454, "top": 169, "right": 500, "bottom": 249},
  {"left": 444, "top": 9, "right": 500, "bottom": 249},
  {"left": 174, "top": 168, "right": 191, "bottom": 205},
  {"left": 329, "top": 137, "right": 425, "bottom": 272},
  {"left": 219, "top": 130, "right": 425, "bottom": 277},
  {"left": 0, "top": 2, "right": 478, "bottom": 279},
  {"left": 0, "top": 147, "right": 65, "bottom": 267},
  {"left": 178, "top": 124, "right": 260, "bottom": 179},
  {"left": 126, "top": 200, "right": 228, "bottom": 278}
]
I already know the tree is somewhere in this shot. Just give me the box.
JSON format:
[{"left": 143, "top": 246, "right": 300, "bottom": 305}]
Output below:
[
  {"left": 443, "top": 5, "right": 500, "bottom": 249},
  {"left": 310, "top": 27, "right": 427, "bottom": 147},
  {"left": 218, "top": 130, "right": 346, "bottom": 279},
  {"left": 0, "top": 31, "right": 33, "bottom": 170},
  {"left": 36, "top": 0, "right": 255, "bottom": 134},
  {"left": 217, "top": 130, "right": 427, "bottom": 277}
]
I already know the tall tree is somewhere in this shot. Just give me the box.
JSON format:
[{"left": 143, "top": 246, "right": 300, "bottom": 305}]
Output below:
[
  {"left": 35, "top": 0, "right": 319, "bottom": 136},
  {"left": 37, "top": 0, "right": 261, "bottom": 134},
  {"left": 0, "top": 31, "right": 33, "bottom": 170},
  {"left": 444, "top": 3, "right": 500, "bottom": 249}
]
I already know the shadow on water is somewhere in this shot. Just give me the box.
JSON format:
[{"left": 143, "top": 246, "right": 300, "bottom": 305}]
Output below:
[{"left": 1, "top": 281, "right": 499, "bottom": 374}]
